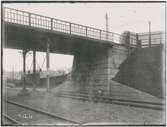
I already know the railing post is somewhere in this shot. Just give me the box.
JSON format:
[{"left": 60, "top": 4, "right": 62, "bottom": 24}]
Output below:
[
  {"left": 136, "top": 33, "right": 141, "bottom": 48},
  {"left": 86, "top": 27, "right": 87, "bottom": 37},
  {"left": 28, "top": 13, "right": 31, "bottom": 26},
  {"left": 106, "top": 31, "right": 108, "bottom": 40},
  {"left": 69, "top": 23, "right": 71, "bottom": 34},
  {"left": 112, "top": 33, "right": 114, "bottom": 42},
  {"left": 125, "top": 32, "right": 131, "bottom": 56},
  {"left": 100, "top": 30, "right": 101, "bottom": 40},
  {"left": 136, "top": 33, "right": 139, "bottom": 48},
  {"left": 16, "top": 10, "right": 18, "bottom": 23},
  {"left": 160, "top": 32, "right": 162, "bottom": 44},
  {"left": 51, "top": 18, "right": 53, "bottom": 30}
]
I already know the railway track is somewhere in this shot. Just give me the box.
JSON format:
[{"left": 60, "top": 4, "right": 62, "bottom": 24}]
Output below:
[
  {"left": 3, "top": 113, "right": 20, "bottom": 125},
  {"left": 56, "top": 90, "right": 164, "bottom": 105},
  {"left": 54, "top": 92, "right": 164, "bottom": 110},
  {"left": 3, "top": 99, "right": 81, "bottom": 125}
]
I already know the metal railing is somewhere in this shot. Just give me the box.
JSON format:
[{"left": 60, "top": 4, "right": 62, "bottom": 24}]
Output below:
[
  {"left": 130, "top": 32, "right": 164, "bottom": 48},
  {"left": 2, "top": 7, "right": 125, "bottom": 44}
]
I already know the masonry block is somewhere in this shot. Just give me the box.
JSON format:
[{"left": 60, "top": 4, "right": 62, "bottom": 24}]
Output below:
[{"left": 71, "top": 44, "right": 129, "bottom": 96}]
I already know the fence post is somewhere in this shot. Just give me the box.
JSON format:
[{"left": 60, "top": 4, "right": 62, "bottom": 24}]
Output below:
[
  {"left": 28, "top": 13, "right": 31, "bottom": 26},
  {"left": 100, "top": 30, "right": 101, "bottom": 40}
]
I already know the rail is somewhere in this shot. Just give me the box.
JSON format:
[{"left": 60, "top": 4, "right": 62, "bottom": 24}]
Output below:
[
  {"left": 2, "top": 7, "right": 126, "bottom": 44},
  {"left": 55, "top": 92, "right": 163, "bottom": 110},
  {"left": 4, "top": 99, "right": 80, "bottom": 125},
  {"left": 3, "top": 113, "right": 21, "bottom": 125}
]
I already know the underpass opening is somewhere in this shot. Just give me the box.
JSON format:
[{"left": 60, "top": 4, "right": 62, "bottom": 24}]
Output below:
[
  {"left": 39, "top": 52, "right": 74, "bottom": 89},
  {"left": 3, "top": 48, "right": 74, "bottom": 90}
]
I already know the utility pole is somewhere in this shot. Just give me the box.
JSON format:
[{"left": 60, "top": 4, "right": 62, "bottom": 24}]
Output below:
[
  {"left": 149, "top": 21, "right": 151, "bottom": 47},
  {"left": 106, "top": 13, "right": 109, "bottom": 40}
]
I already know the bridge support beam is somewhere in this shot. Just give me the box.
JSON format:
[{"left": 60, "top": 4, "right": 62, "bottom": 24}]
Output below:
[
  {"left": 22, "top": 50, "right": 27, "bottom": 91},
  {"left": 46, "top": 40, "right": 50, "bottom": 92},
  {"left": 33, "top": 50, "right": 36, "bottom": 91}
]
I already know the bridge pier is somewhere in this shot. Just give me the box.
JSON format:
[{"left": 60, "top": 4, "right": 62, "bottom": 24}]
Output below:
[
  {"left": 71, "top": 44, "right": 128, "bottom": 97},
  {"left": 72, "top": 46, "right": 110, "bottom": 96}
]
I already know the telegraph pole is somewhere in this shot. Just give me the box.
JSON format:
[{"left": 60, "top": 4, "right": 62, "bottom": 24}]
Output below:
[
  {"left": 106, "top": 13, "right": 109, "bottom": 40},
  {"left": 149, "top": 21, "right": 151, "bottom": 47}
]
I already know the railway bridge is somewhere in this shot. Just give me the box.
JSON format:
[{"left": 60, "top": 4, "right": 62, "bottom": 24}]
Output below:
[{"left": 2, "top": 7, "right": 163, "bottom": 96}]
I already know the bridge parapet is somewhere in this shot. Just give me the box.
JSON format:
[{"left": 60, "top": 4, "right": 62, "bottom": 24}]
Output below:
[
  {"left": 127, "top": 31, "right": 164, "bottom": 48},
  {"left": 2, "top": 7, "right": 126, "bottom": 45}
]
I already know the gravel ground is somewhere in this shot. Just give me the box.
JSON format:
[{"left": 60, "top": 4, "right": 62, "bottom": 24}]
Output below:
[
  {"left": 2, "top": 116, "right": 16, "bottom": 125},
  {"left": 53, "top": 81, "right": 164, "bottom": 104},
  {"left": 3, "top": 101, "right": 71, "bottom": 125},
  {"left": 3, "top": 87, "right": 165, "bottom": 125}
]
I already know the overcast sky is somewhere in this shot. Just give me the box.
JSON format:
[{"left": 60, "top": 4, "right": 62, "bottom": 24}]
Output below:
[{"left": 3, "top": 2, "right": 165, "bottom": 72}]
